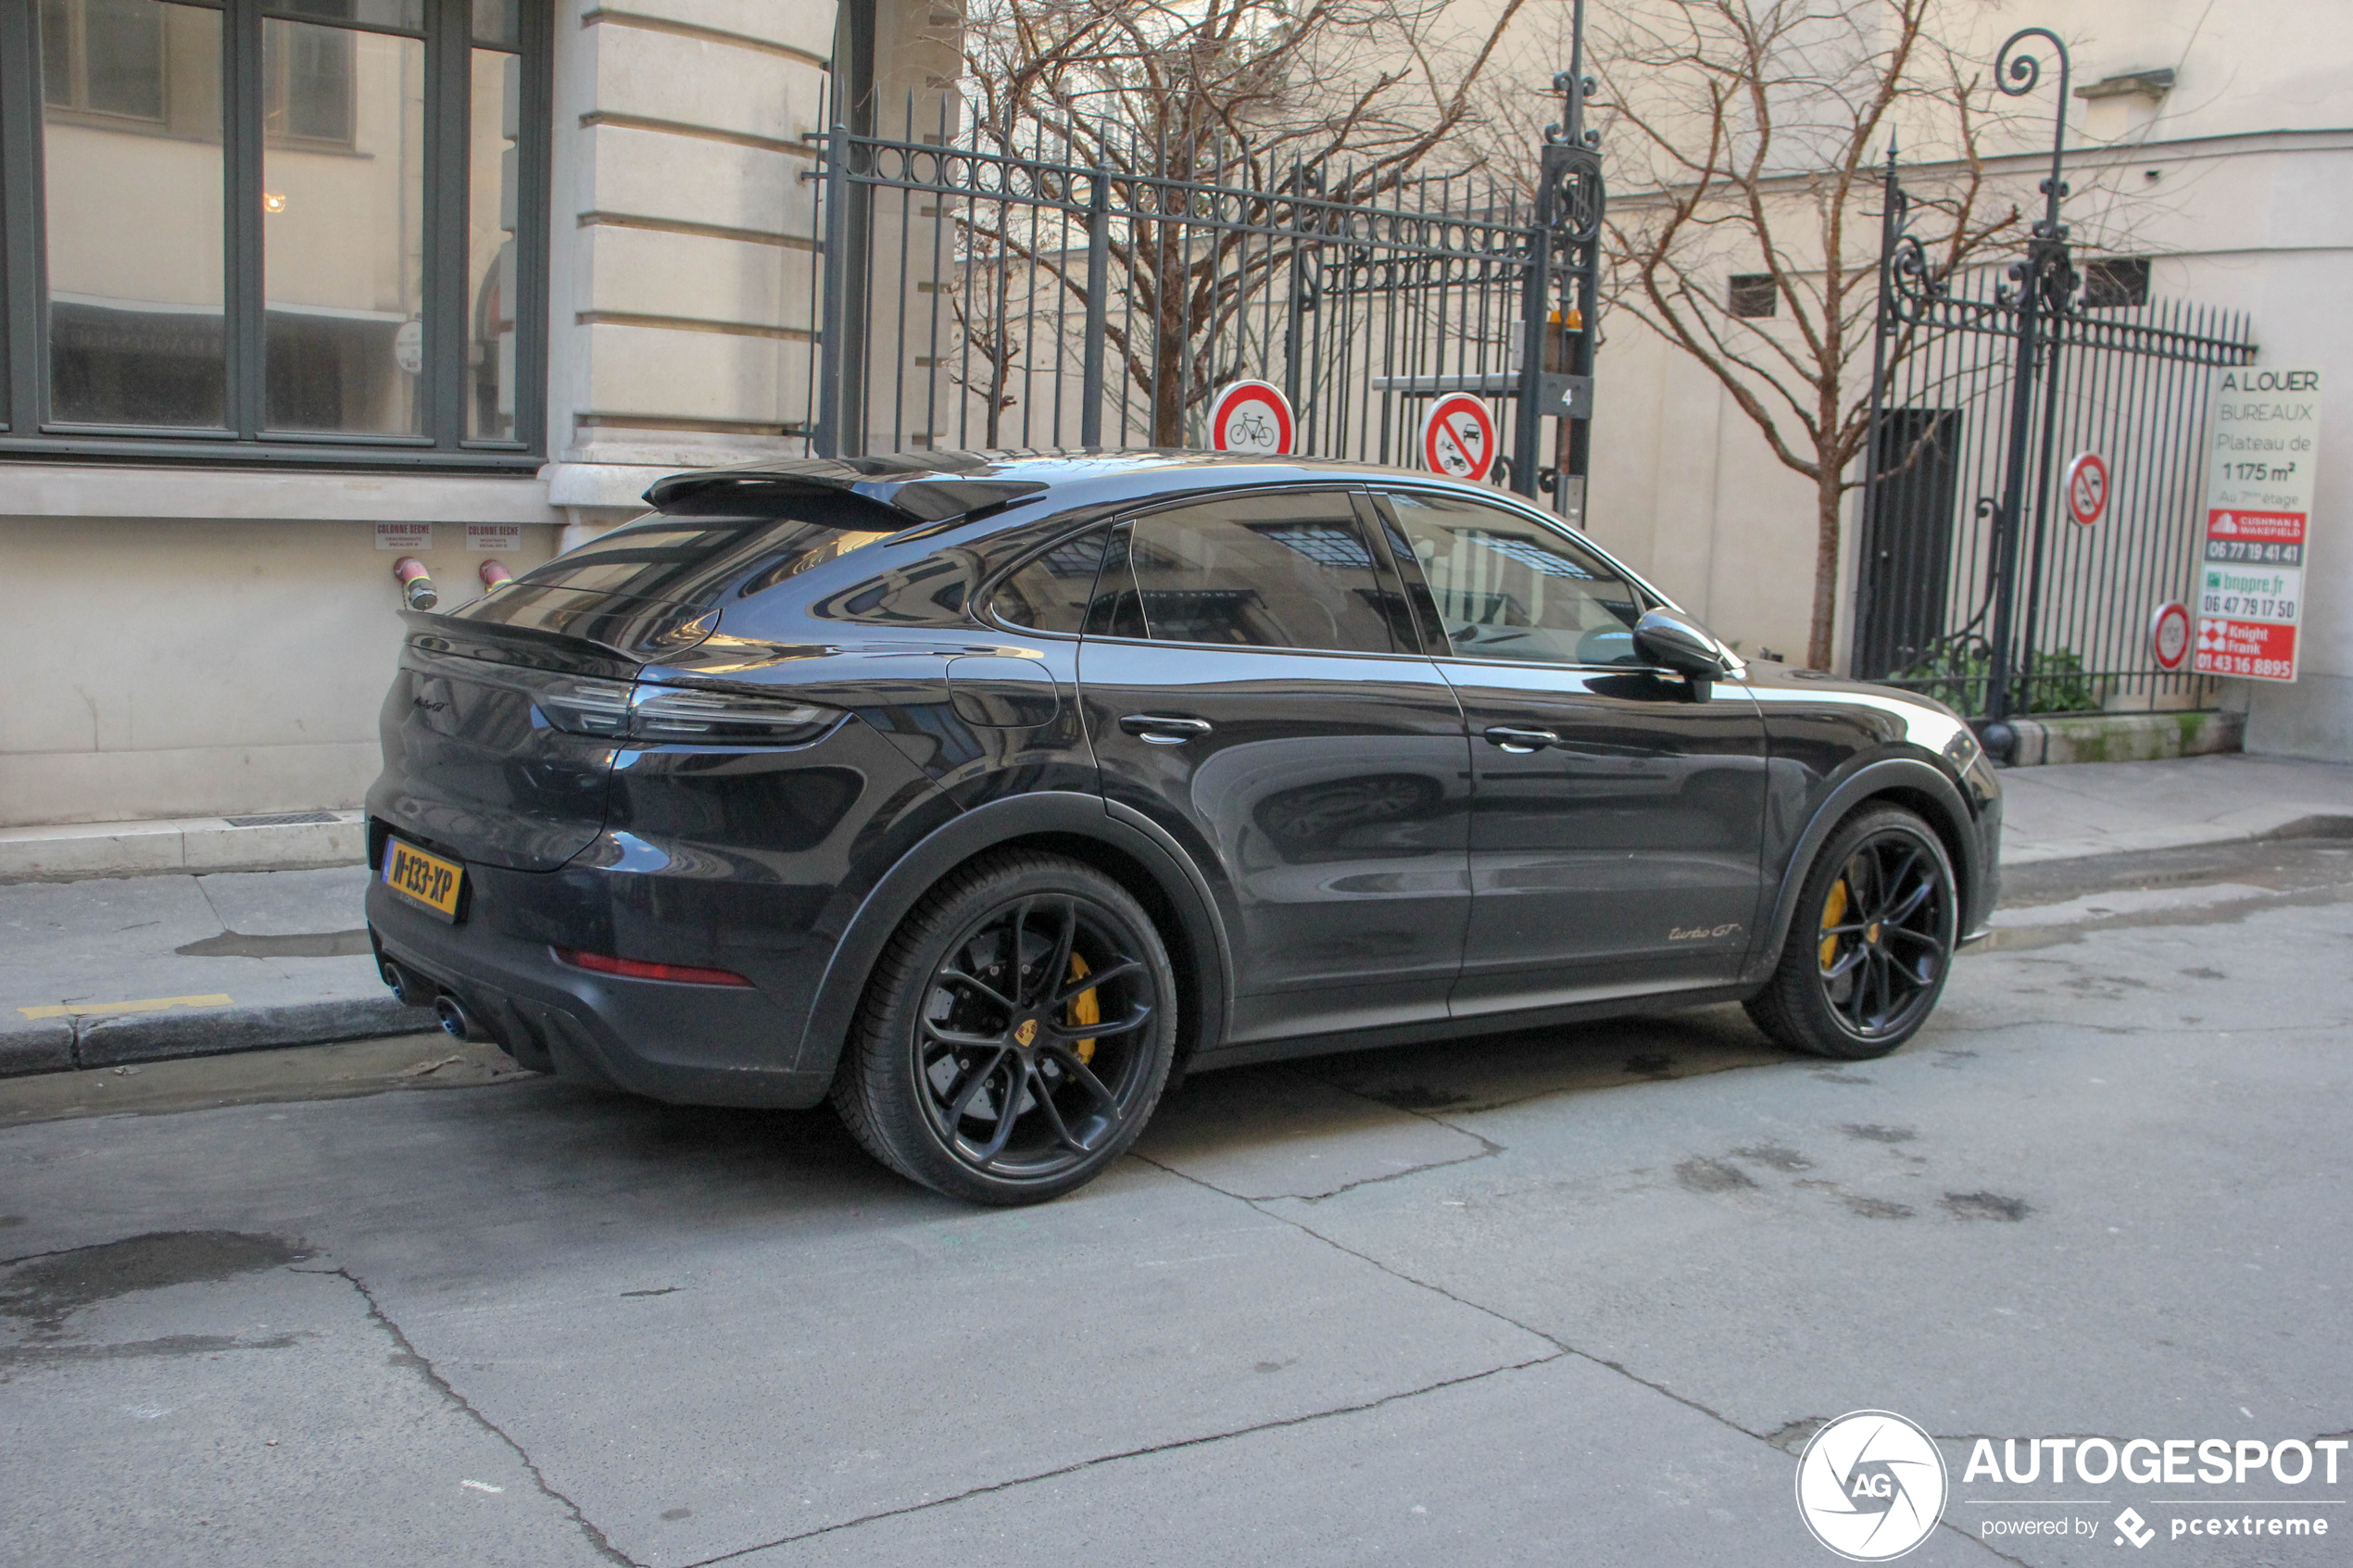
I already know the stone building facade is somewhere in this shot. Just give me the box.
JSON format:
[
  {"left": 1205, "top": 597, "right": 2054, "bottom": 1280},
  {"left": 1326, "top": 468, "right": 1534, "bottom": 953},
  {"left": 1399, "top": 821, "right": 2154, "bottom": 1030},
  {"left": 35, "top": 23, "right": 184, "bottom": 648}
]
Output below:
[{"left": 0, "top": 0, "right": 953, "bottom": 831}]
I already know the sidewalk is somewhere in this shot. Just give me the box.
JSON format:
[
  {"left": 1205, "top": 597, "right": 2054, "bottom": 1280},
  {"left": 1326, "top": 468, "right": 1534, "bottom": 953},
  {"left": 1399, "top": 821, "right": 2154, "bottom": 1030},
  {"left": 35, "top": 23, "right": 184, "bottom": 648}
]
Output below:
[
  {"left": 1, "top": 865, "right": 414, "bottom": 1076},
  {"left": 6, "top": 753, "right": 2352, "bottom": 1078},
  {"left": 1994, "top": 753, "right": 2353, "bottom": 864}
]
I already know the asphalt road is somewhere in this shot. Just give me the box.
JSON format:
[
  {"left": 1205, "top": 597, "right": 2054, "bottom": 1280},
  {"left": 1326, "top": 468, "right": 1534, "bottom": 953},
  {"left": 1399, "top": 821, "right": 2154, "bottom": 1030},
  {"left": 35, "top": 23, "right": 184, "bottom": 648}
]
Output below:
[{"left": 4, "top": 838, "right": 2350, "bottom": 1567}]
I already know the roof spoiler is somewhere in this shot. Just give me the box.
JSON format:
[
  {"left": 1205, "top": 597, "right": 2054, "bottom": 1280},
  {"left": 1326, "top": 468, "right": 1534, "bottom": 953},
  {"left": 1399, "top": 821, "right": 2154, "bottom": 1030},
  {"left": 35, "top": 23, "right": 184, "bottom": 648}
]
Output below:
[{"left": 644, "top": 452, "right": 1049, "bottom": 522}]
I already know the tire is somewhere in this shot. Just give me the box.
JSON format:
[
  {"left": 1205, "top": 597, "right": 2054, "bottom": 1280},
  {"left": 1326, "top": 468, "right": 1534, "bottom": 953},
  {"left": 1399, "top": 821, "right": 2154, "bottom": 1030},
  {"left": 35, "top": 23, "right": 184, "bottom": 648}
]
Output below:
[
  {"left": 829, "top": 851, "right": 1179, "bottom": 1205},
  {"left": 1744, "top": 805, "right": 1959, "bottom": 1061}
]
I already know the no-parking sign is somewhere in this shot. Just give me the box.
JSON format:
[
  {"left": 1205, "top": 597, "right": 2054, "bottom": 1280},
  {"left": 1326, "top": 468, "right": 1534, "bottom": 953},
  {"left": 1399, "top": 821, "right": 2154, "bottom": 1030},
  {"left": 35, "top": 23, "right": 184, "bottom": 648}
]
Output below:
[
  {"left": 1419, "top": 393, "right": 1498, "bottom": 482},
  {"left": 2150, "top": 600, "right": 2191, "bottom": 671},
  {"left": 1207, "top": 381, "right": 1294, "bottom": 455},
  {"left": 2064, "top": 451, "right": 2108, "bottom": 526}
]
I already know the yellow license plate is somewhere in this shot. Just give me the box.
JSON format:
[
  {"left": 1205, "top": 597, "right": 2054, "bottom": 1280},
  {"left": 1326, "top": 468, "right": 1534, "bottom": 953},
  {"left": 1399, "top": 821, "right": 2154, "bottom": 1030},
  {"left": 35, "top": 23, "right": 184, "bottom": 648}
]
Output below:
[{"left": 384, "top": 839, "right": 465, "bottom": 922}]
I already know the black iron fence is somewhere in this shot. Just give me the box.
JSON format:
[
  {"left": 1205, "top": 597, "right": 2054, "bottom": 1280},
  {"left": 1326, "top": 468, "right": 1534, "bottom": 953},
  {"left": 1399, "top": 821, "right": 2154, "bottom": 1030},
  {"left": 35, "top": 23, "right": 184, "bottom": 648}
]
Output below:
[
  {"left": 811, "top": 99, "right": 1602, "bottom": 514},
  {"left": 1857, "top": 31, "right": 2258, "bottom": 721}
]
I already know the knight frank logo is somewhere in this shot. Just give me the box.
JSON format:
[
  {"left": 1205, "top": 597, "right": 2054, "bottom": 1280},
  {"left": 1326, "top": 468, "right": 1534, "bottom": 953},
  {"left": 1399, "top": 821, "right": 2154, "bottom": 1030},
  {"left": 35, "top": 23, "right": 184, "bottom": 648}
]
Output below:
[{"left": 1795, "top": 1411, "right": 1950, "bottom": 1561}]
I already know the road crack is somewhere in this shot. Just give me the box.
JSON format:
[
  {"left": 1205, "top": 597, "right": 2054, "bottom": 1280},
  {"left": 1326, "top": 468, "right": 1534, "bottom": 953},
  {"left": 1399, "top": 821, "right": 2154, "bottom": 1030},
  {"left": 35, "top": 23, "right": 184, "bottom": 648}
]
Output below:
[
  {"left": 310, "top": 1264, "right": 641, "bottom": 1567},
  {"left": 1145, "top": 1160, "right": 2037, "bottom": 1561},
  {"left": 675, "top": 1353, "right": 1564, "bottom": 1566}
]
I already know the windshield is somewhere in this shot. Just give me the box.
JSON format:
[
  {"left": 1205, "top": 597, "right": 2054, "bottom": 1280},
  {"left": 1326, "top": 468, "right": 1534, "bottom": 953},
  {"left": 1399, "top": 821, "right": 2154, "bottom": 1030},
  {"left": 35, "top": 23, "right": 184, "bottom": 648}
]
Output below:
[{"left": 515, "top": 494, "right": 907, "bottom": 607}]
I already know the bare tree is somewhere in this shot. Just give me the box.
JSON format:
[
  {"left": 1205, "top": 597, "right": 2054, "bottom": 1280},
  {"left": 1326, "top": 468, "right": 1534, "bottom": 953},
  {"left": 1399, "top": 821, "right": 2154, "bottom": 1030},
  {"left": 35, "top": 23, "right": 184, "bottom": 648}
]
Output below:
[
  {"left": 1589, "top": 0, "right": 2023, "bottom": 669},
  {"left": 953, "top": 0, "right": 1527, "bottom": 445}
]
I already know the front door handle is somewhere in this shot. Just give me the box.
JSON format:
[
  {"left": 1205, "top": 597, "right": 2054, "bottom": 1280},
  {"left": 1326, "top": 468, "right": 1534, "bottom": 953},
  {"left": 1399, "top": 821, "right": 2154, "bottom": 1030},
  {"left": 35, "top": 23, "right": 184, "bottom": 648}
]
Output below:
[
  {"left": 1119, "top": 713, "right": 1214, "bottom": 745},
  {"left": 1482, "top": 725, "right": 1559, "bottom": 753}
]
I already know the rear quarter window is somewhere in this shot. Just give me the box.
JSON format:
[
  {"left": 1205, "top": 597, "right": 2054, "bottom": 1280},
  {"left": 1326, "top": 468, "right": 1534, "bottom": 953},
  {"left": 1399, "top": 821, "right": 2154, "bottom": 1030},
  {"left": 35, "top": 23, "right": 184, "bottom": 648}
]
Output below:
[{"left": 990, "top": 528, "right": 1110, "bottom": 635}]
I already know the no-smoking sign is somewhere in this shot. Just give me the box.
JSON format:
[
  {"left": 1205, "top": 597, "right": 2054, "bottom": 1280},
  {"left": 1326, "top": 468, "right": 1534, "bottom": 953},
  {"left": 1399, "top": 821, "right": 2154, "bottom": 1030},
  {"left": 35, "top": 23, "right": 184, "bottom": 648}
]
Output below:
[
  {"left": 2065, "top": 451, "right": 2108, "bottom": 526},
  {"left": 1419, "top": 393, "right": 1498, "bottom": 482},
  {"left": 1208, "top": 381, "right": 1294, "bottom": 456}
]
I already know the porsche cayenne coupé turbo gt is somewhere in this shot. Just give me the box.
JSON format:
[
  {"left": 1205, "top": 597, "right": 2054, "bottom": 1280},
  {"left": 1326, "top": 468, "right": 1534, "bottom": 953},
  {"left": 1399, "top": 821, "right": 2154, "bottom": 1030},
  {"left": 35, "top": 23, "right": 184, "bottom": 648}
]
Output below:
[{"left": 365, "top": 452, "right": 2000, "bottom": 1204}]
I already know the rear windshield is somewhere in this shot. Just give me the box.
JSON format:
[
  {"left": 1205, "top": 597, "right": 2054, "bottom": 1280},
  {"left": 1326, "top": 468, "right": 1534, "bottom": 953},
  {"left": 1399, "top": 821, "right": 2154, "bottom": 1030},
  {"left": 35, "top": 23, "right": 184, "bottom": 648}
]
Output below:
[{"left": 515, "top": 494, "right": 908, "bottom": 607}]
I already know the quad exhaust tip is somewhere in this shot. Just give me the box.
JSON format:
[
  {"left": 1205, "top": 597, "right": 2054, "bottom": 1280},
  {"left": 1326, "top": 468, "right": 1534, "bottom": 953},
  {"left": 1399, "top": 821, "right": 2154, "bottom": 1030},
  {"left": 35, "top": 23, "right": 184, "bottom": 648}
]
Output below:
[
  {"left": 380, "top": 960, "right": 434, "bottom": 1010},
  {"left": 433, "top": 994, "right": 488, "bottom": 1043}
]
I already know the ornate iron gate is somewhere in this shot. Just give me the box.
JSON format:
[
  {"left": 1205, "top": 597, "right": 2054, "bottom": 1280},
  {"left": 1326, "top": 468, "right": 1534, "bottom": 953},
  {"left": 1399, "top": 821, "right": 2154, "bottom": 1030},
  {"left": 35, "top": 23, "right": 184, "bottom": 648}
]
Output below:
[
  {"left": 1856, "top": 30, "right": 2258, "bottom": 724},
  {"left": 810, "top": 82, "right": 1603, "bottom": 516}
]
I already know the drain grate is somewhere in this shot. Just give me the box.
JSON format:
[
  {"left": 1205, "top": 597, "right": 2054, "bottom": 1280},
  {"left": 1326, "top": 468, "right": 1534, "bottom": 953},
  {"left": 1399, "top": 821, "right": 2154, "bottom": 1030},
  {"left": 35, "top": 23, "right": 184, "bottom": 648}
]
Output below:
[{"left": 223, "top": 810, "right": 341, "bottom": 828}]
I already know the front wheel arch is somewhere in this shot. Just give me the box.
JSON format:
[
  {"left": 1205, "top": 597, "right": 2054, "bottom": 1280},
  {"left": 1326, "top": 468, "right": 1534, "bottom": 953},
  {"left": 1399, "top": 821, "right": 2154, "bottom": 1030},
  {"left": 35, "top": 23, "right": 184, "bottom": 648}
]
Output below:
[
  {"left": 1746, "top": 803, "right": 1960, "bottom": 1059},
  {"left": 1746, "top": 756, "right": 1987, "bottom": 987}
]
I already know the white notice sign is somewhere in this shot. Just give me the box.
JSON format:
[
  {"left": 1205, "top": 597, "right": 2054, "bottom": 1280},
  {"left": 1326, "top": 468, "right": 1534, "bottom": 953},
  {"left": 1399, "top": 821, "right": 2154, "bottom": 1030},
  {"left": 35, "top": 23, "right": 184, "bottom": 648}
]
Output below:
[
  {"left": 467, "top": 523, "right": 521, "bottom": 552},
  {"left": 2196, "top": 367, "right": 2321, "bottom": 683},
  {"left": 375, "top": 521, "right": 432, "bottom": 552}
]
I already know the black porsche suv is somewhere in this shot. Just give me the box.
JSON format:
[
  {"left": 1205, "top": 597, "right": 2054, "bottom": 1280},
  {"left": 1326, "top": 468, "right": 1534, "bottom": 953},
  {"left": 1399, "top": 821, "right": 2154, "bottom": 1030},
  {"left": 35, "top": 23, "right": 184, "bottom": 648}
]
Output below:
[{"left": 366, "top": 451, "right": 2000, "bottom": 1204}]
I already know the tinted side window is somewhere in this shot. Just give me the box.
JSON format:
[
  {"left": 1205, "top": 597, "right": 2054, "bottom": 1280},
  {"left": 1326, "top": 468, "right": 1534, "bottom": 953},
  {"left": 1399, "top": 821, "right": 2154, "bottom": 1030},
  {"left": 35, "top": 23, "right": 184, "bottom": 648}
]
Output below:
[
  {"left": 992, "top": 527, "right": 1109, "bottom": 634},
  {"left": 1096, "top": 492, "right": 1403, "bottom": 655},
  {"left": 1381, "top": 492, "right": 1644, "bottom": 666}
]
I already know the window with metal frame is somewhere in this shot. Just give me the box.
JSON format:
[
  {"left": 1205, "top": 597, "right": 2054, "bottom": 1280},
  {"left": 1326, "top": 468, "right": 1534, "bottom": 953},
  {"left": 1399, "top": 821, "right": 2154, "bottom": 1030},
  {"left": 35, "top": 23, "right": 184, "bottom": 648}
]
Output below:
[{"left": 0, "top": 0, "right": 547, "bottom": 466}]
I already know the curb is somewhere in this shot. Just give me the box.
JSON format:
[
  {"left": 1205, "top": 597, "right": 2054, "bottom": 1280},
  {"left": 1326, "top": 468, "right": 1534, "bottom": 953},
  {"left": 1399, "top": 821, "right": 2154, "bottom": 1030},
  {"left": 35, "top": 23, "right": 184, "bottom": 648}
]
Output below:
[
  {"left": 2001, "top": 709, "right": 2243, "bottom": 767},
  {"left": 0, "top": 812, "right": 365, "bottom": 883},
  {"left": 2001, "top": 808, "right": 2353, "bottom": 866},
  {"left": 1, "top": 994, "right": 434, "bottom": 1080}
]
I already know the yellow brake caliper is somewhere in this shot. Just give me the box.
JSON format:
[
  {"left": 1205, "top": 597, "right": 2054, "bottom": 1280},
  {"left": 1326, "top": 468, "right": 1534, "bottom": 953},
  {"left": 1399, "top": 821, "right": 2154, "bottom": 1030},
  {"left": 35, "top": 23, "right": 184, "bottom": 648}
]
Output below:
[
  {"left": 1064, "top": 954, "right": 1101, "bottom": 1064},
  {"left": 1818, "top": 877, "right": 1850, "bottom": 972}
]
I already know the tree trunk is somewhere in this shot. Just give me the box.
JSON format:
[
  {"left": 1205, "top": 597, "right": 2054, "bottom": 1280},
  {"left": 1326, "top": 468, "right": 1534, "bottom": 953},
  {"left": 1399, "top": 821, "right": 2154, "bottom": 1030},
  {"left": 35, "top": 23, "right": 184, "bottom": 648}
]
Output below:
[{"left": 1808, "top": 469, "right": 1843, "bottom": 671}]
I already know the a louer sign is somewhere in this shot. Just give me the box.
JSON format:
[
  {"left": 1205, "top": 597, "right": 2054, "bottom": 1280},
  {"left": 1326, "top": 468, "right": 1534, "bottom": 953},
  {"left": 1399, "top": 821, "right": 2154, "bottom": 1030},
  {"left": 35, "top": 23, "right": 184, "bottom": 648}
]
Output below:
[{"left": 2196, "top": 367, "right": 2322, "bottom": 683}]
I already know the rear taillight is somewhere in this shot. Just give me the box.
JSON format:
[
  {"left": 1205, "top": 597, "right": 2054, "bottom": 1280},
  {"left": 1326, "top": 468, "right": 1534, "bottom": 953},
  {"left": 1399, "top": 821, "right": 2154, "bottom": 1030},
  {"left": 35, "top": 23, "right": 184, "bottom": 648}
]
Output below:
[
  {"left": 555, "top": 948, "right": 753, "bottom": 986},
  {"left": 623, "top": 685, "right": 832, "bottom": 744},
  {"left": 403, "top": 643, "right": 834, "bottom": 746},
  {"left": 529, "top": 674, "right": 634, "bottom": 736}
]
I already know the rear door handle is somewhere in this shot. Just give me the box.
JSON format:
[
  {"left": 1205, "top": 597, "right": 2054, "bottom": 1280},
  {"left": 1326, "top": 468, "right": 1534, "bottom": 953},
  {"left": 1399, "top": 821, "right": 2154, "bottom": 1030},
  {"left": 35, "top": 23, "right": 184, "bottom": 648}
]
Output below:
[
  {"left": 1119, "top": 713, "right": 1214, "bottom": 745},
  {"left": 1483, "top": 725, "right": 1559, "bottom": 753}
]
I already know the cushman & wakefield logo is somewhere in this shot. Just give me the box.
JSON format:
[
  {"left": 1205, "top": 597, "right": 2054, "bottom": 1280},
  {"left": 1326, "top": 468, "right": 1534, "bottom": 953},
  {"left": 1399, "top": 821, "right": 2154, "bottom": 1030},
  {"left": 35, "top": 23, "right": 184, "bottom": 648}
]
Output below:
[{"left": 1795, "top": 1411, "right": 1949, "bottom": 1561}]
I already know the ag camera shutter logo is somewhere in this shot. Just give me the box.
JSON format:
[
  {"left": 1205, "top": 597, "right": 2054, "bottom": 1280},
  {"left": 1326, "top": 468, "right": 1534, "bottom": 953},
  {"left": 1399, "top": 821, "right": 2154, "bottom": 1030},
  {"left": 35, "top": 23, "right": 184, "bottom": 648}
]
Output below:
[{"left": 1795, "top": 1410, "right": 1949, "bottom": 1561}]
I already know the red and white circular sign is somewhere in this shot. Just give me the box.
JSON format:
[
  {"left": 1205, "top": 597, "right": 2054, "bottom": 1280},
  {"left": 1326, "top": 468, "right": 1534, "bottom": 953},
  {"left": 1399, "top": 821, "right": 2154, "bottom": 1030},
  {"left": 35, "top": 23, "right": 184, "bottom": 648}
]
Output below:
[
  {"left": 2065, "top": 451, "right": 2109, "bottom": 526},
  {"left": 1419, "top": 393, "right": 1499, "bottom": 482},
  {"left": 2150, "top": 600, "right": 2191, "bottom": 671},
  {"left": 1208, "top": 381, "right": 1294, "bottom": 456}
]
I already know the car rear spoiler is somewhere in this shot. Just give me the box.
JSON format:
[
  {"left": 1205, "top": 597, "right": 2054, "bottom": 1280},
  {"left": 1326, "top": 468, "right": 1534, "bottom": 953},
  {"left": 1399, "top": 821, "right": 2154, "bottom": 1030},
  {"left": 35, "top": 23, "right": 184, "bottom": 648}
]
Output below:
[{"left": 644, "top": 451, "right": 1050, "bottom": 523}]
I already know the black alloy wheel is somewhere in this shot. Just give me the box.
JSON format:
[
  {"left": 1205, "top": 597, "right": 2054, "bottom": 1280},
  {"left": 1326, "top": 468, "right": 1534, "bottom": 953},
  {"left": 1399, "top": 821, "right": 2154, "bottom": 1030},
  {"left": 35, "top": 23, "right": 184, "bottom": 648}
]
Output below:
[
  {"left": 832, "top": 852, "right": 1177, "bottom": 1204},
  {"left": 1745, "top": 806, "right": 1958, "bottom": 1060}
]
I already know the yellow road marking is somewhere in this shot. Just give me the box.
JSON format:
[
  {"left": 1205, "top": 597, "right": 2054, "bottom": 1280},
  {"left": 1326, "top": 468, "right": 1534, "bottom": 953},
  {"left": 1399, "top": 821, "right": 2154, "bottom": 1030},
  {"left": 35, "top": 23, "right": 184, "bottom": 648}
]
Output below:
[{"left": 18, "top": 994, "right": 233, "bottom": 1021}]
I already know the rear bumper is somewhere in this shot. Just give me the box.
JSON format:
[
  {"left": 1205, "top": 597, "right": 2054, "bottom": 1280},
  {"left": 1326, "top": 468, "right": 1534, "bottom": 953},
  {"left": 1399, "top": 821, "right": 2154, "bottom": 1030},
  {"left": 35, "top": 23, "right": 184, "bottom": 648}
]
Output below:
[{"left": 367, "top": 879, "right": 835, "bottom": 1109}]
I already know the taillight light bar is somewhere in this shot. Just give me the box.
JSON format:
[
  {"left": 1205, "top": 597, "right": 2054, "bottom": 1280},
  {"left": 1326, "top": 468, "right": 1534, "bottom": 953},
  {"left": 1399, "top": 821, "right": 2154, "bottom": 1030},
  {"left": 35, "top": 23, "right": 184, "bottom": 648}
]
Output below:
[{"left": 554, "top": 948, "right": 753, "bottom": 987}]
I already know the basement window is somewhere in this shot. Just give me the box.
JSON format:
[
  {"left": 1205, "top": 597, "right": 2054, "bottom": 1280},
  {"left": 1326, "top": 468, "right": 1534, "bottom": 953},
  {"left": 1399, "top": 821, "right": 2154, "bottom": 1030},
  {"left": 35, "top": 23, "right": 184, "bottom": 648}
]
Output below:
[
  {"left": 2081, "top": 258, "right": 2151, "bottom": 310},
  {"left": 1728, "top": 274, "right": 1778, "bottom": 319}
]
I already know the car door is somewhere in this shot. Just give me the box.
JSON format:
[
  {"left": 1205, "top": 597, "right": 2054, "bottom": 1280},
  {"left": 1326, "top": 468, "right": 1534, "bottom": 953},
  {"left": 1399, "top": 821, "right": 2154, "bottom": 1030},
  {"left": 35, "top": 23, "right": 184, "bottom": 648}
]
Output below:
[
  {"left": 1075, "top": 487, "right": 1473, "bottom": 1045},
  {"left": 1372, "top": 488, "right": 1768, "bottom": 1017}
]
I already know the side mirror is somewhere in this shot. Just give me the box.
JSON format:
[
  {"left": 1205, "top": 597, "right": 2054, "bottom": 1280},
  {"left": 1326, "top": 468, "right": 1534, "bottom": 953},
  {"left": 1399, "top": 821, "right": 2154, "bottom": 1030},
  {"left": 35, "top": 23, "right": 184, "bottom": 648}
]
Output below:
[{"left": 1633, "top": 608, "right": 1732, "bottom": 681}]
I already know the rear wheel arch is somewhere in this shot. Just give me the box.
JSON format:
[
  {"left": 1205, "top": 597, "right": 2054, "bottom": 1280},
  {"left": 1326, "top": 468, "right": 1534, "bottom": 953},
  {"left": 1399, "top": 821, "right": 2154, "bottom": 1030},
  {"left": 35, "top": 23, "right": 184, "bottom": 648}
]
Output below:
[{"left": 795, "top": 793, "right": 1232, "bottom": 1086}]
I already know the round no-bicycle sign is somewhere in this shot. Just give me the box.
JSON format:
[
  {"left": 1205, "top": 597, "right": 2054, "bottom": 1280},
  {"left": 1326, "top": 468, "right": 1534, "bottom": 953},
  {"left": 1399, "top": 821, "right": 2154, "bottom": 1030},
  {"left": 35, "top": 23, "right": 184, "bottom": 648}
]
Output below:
[
  {"left": 2150, "top": 600, "right": 2191, "bottom": 671},
  {"left": 2065, "top": 450, "right": 2109, "bottom": 526},
  {"left": 1419, "top": 392, "right": 1498, "bottom": 482},
  {"left": 1208, "top": 381, "right": 1294, "bottom": 456}
]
